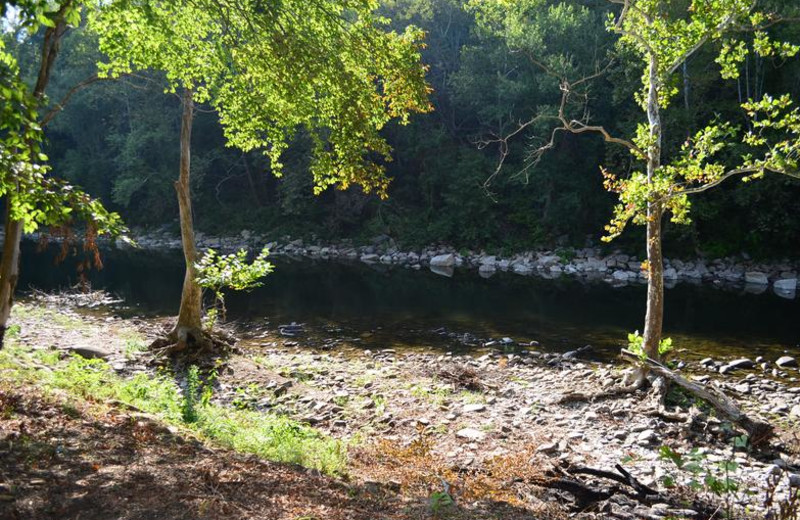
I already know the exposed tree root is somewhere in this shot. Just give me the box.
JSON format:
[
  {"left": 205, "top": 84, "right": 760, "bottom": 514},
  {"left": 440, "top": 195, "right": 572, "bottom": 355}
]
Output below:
[
  {"left": 532, "top": 463, "right": 720, "bottom": 519},
  {"left": 555, "top": 381, "right": 642, "bottom": 404},
  {"left": 149, "top": 321, "right": 236, "bottom": 363},
  {"left": 621, "top": 349, "right": 774, "bottom": 447}
]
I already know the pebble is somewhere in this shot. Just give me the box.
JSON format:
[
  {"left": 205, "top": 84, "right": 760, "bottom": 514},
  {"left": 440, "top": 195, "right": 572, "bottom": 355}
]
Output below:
[
  {"left": 462, "top": 403, "right": 487, "bottom": 413},
  {"left": 456, "top": 428, "right": 486, "bottom": 441}
]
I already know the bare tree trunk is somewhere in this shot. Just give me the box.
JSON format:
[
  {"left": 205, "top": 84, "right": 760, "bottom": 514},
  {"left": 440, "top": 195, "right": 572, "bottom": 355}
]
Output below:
[
  {"left": 170, "top": 88, "right": 204, "bottom": 350},
  {"left": 0, "top": 9, "right": 70, "bottom": 349},
  {"left": 642, "top": 54, "right": 664, "bottom": 363},
  {"left": 242, "top": 154, "right": 263, "bottom": 207}
]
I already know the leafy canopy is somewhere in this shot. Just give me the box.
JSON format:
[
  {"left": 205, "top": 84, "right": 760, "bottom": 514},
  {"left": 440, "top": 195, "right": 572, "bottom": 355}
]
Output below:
[
  {"left": 601, "top": 0, "right": 800, "bottom": 241},
  {"left": 89, "top": 0, "right": 432, "bottom": 197},
  {"left": 1, "top": 1, "right": 129, "bottom": 238}
]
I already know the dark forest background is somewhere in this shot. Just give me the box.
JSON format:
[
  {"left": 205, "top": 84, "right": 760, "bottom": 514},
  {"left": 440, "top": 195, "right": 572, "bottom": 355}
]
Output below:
[{"left": 11, "top": 0, "right": 800, "bottom": 259}]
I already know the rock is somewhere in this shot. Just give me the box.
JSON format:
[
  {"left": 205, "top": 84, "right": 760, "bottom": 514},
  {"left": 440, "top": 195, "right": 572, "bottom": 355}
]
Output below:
[
  {"left": 360, "top": 254, "right": 379, "bottom": 263},
  {"left": 456, "top": 428, "right": 486, "bottom": 441},
  {"left": 774, "top": 278, "right": 797, "bottom": 291},
  {"left": 734, "top": 383, "right": 751, "bottom": 394},
  {"left": 430, "top": 254, "right": 455, "bottom": 268},
  {"left": 663, "top": 267, "right": 678, "bottom": 280},
  {"left": 462, "top": 403, "right": 486, "bottom": 413},
  {"left": 777, "top": 356, "right": 798, "bottom": 368},
  {"left": 790, "top": 405, "right": 800, "bottom": 419},
  {"left": 478, "top": 263, "right": 496, "bottom": 277},
  {"left": 430, "top": 264, "right": 454, "bottom": 278},
  {"left": 612, "top": 270, "right": 631, "bottom": 282},
  {"left": 67, "top": 345, "right": 111, "bottom": 360},
  {"left": 537, "top": 442, "right": 558, "bottom": 454},
  {"left": 512, "top": 262, "right": 533, "bottom": 275},
  {"left": 745, "top": 271, "right": 769, "bottom": 285},
  {"left": 636, "top": 429, "right": 658, "bottom": 445},
  {"left": 720, "top": 358, "right": 755, "bottom": 374}
]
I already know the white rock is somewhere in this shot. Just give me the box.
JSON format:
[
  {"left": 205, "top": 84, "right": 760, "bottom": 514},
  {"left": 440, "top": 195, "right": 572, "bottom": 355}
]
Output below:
[
  {"left": 462, "top": 403, "right": 487, "bottom": 413},
  {"left": 745, "top": 271, "right": 769, "bottom": 285},
  {"left": 430, "top": 254, "right": 455, "bottom": 267},
  {"left": 774, "top": 278, "right": 797, "bottom": 291},
  {"left": 456, "top": 428, "right": 486, "bottom": 441}
]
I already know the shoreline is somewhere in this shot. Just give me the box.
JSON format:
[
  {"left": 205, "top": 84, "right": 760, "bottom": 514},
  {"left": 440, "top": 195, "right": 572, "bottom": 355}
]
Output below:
[
  {"left": 117, "top": 231, "right": 799, "bottom": 298},
  {"left": 4, "top": 298, "right": 800, "bottom": 519}
]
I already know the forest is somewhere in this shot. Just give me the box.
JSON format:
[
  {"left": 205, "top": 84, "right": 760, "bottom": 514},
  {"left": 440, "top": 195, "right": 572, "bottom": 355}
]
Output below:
[
  {"left": 7, "top": 0, "right": 800, "bottom": 258},
  {"left": 2, "top": 1, "right": 800, "bottom": 520}
]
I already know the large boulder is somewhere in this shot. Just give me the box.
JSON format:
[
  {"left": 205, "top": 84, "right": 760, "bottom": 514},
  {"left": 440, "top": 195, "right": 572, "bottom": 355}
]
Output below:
[
  {"left": 744, "top": 271, "right": 769, "bottom": 285},
  {"left": 774, "top": 278, "right": 797, "bottom": 292},
  {"left": 430, "top": 253, "right": 455, "bottom": 268}
]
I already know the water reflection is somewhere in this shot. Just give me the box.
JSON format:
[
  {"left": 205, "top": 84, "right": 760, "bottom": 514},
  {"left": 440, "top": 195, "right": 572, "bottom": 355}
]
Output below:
[{"left": 20, "top": 242, "right": 800, "bottom": 360}]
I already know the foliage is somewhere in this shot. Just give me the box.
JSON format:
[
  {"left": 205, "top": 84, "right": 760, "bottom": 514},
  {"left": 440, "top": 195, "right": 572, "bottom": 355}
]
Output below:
[
  {"left": 89, "top": 0, "right": 432, "bottom": 199},
  {"left": 1, "top": 1, "right": 130, "bottom": 241},
  {"left": 181, "top": 364, "right": 202, "bottom": 423},
  {"left": 659, "top": 444, "right": 740, "bottom": 496},
  {"left": 599, "top": 0, "right": 800, "bottom": 241},
  {"left": 7, "top": 0, "right": 800, "bottom": 256},
  {"left": 626, "top": 330, "right": 673, "bottom": 361},
  {"left": 195, "top": 247, "right": 274, "bottom": 327}
]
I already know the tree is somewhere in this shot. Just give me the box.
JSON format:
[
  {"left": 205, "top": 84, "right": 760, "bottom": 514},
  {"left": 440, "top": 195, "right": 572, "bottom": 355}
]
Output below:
[
  {"left": 472, "top": 0, "right": 800, "bottom": 377},
  {"left": 91, "top": 0, "right": 431, "bottom": 350},
  {"left": 0, "top": 1, "right": 128, "bottom": 348}
]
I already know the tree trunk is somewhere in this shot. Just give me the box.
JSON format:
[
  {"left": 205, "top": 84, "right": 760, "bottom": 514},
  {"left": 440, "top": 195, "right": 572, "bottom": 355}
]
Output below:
[
  {"left": 171, "top": 88, "right": 204, "bottom": 349},
  {"left": 0, "top": 10, "right": 70, "bottom": 349},
  {"left": 642, "top": 54, "right": 664, "bottom": 363}
]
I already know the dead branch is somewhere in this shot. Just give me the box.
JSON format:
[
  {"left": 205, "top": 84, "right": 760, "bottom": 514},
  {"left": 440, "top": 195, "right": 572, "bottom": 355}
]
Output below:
[{"left": 620, "top": 349, "right": 773, "bottom": 445}]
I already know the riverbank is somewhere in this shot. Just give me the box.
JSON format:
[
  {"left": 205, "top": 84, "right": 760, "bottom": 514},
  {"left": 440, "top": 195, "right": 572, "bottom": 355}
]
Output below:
[
  {"left": 2, "top": 296, "right": 799, "bottom": 519},
  {"left": 107, "top": 230, "right": 799, "bottom": 298}
]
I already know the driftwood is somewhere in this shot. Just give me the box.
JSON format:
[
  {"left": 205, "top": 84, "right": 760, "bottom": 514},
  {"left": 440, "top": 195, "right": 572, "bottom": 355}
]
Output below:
[
  {"left": 535, "top": 463, "right": 720, "bottom": 519},
  {"left": 568, "top": 464, "right": 659, "bottom": 499},
  {"left": 621, "top": 349, "right": 773, "bottom": 446}
]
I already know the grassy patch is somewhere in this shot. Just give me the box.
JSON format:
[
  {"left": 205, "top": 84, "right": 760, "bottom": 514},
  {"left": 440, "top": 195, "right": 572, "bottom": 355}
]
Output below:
[
  {"left": 409, "top": 383, "right": 451, "bottom": 406},
  {"left": 0, "top": 346, "right": 347, "bottom": 476},
  {"left": 12, "top": 304, "right": 85, "bottom": 330}
]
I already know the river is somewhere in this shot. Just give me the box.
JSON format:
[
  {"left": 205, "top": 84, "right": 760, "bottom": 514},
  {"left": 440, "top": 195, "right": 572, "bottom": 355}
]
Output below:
[{"left": 20, "top": 242, "right": 800, "bottom": 362}]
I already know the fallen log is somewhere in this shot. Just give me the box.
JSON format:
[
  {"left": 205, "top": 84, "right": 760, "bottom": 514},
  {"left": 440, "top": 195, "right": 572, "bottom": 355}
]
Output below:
[{"left": 621, "top": 349, "right": 773, "bottom": 446}]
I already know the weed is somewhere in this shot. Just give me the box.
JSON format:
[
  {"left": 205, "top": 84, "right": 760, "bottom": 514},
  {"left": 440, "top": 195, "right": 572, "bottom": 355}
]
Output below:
[
  {"left": 627, "top": 330, "right": 673, "bottom": 361},
  {"left": 429, "top": 489, "right": 454, "bottom": 517},
  {"left": 183, "top": 365, "right": 202, "bottom": 423},
  {"left": 5, "top": 324, "right": 21, "bottom": 341},
  {"left": 410, "top": 384, "right": 451, "bottom": 405},
  {"left": 123, "top": 338, "right": 147, "bottom": 359},
  {"left": 372, "top": 395, "right": 386, "bottom": 414},
  {"left": 0, "top": 349, "right": 347, "bottom": 476},
  {"left": 459, "top": 390, "right": 485, "bottom": 405}
]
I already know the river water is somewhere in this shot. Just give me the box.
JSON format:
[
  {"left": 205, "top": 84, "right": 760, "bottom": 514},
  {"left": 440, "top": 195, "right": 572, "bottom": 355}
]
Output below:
[{"left": 20, "top": 242, "right": 800, "bottom": 362}]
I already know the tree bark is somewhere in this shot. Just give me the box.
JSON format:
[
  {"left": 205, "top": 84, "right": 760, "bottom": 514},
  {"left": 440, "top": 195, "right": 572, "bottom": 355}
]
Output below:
[
  {"left": 642, "top": 54, "right": 665, "bottom": 363},
  {"left": 171, "top": 88, "right": 204, "bottom": 350},
  {"left": 0, "top": 7, "right": 70, "bottom": 349}
]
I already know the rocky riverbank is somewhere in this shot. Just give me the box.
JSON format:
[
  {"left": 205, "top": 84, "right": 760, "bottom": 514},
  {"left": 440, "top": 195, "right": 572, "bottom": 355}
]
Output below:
[
  {"left": 7, "top": 296, "right": 800, "bottom": 519},
  {"left": 110, "top": 230, "right": 800, "bottom": 298}
]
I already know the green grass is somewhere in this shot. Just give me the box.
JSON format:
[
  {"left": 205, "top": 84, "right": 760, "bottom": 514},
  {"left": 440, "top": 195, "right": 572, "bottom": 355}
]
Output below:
[
  {"left": 459, "top": 390, "right": 486, "bottom": 405},
  {"left": 409, "top": 383, "right": 451, "bottom": 405},
  {"left": 0, "top": 345, "right": 347, "bottom": 476},
  {"left": 12, "top": 304, "right": 85, "bottom": 330}
]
